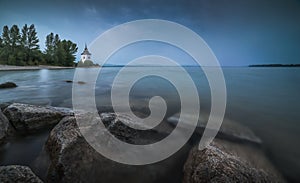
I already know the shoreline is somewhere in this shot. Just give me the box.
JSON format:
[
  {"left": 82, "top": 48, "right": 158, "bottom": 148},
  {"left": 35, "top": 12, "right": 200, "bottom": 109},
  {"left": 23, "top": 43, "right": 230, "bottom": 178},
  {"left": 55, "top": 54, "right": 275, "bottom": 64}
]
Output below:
[{"left": 0, "top": 65, "right": 75, "bottom": 71}]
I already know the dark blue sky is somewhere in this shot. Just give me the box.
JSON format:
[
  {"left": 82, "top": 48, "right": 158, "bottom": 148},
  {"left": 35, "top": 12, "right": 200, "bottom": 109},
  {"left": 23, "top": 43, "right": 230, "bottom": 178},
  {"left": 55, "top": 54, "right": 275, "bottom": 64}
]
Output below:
[{"left": 0, "top": 0, "right": 300, "bottom": 66}]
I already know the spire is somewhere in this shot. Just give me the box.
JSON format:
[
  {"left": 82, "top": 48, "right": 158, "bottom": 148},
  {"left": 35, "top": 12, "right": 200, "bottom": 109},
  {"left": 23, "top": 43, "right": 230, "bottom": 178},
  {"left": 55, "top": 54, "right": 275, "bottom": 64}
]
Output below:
[{"left": 81, "top": 43, "right": 92, "bottom": 55}]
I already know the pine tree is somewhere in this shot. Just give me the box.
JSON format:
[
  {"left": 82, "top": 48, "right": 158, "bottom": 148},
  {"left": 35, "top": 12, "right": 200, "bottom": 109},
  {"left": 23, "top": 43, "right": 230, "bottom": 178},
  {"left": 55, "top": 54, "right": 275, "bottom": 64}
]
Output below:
[
  {"left": 27, "top": 24, "right": 39, "bottom": 63},
  {"left": 1, "top": 24, "right": 79, "bottom": 66},
  {"left": 20, "top": 24, "right": 40, "bottom": 64},
  {"left": 60, "top": 40, "right": 77, "bottom": 66},
  {"left": 0, "top": 36, "right": 3, "bottom": 64},
  {"left": 9, "top": 25, "right": 21, "bottom": 53},
  {"left": 0, "top": 37, "right": 3, "bottom": 48},
  {"left": 45, "top": 32, "right": 55, "bottom": 65},
  {"left": 21, "top": 24, "right": 28, "bottom": 48},
  {"left": 0, "top": 26, "right": 11, "bottom": 63},
  {"left": 21, "top": 24, "right": 29, "bottom": 62},
  {"left": 28, "top": 24, "right": 39, "bottom": 51},
  {"left": 2, "top": 26, "right": 10, "bottom": 46}
]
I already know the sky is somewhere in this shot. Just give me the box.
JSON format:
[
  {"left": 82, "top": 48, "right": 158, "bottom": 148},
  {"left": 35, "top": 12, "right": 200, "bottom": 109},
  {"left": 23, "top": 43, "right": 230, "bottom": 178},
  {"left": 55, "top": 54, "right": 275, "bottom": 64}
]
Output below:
[{"left": 0, "top": 0, "right": 300, "bottom": 66}]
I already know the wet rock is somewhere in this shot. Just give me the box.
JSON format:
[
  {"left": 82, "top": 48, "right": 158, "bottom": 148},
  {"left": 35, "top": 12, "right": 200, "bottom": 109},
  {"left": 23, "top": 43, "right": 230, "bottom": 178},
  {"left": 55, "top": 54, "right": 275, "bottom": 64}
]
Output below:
[
  {"left": 46, "top": 113, "right": 190, "bottom": 183},
  {"left": 77, "top": 81, "right": 86, "bottom": 84},
  {"left": 0, "top": 82, "right": 17, "bottom": 89},
  {"left": 0, "top": 109, "right": 12, "bottom": 143},
  {"left": 183, "top": 139, "right": 285, "bottom": 183},
  {"left": 99, "top": 113, "right": 166, "bottom": 144},
  {"left": 64, "top": 80, "right": 86, "bottom": 84},
  {"left": 168, "top": 113, "right": 261, "bottom": 145},
  {"left": 0, "top": 165, "right": 43, "bottom": 183},
  {"left": 0, "top": 102, "right": 12, "bottom": 111},
  {"left": 3, "top": 103, "right": 74, "bottom": 132}
]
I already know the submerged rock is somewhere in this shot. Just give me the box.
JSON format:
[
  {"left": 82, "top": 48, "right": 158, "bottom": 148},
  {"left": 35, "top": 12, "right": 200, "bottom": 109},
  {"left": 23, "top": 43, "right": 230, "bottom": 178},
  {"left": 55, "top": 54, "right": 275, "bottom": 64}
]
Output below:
[
  {"left": 46, "top": 113, "right": 190, "bottom": 183},
  {"left": 3, "top": 103, "right": 74, "bottom": 132},
  {"left": 77, "top": 81, "right": 86, "bottom": 84},
  {"left": 183, "top": 139, "right": 285, "bottom": 183},
  {"left": 0, "top": 82, "right": 17, "bottom": 89},
  {"left": 0, "top": 165, "right": 43, "bottom": 183},
  {"left": 168, "top": 113, "right": 261, "bottom": 145}
]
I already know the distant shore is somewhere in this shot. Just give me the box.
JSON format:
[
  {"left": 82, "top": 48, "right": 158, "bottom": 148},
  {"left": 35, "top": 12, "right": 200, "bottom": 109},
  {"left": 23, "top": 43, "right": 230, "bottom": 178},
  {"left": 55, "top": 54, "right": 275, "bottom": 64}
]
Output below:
[
  {"left": 249, "top": 64, "right": 300, "bottom": 67},
  {"left": 0, "top": 65, "right": 75, "bottom": 71}
]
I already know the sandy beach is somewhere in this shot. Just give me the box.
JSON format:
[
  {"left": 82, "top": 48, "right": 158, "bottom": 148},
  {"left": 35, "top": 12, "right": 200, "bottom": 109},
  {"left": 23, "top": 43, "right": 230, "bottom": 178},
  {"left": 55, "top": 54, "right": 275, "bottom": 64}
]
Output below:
[{"left": 0, "top": 65, "right": 74, "bottom": 71}]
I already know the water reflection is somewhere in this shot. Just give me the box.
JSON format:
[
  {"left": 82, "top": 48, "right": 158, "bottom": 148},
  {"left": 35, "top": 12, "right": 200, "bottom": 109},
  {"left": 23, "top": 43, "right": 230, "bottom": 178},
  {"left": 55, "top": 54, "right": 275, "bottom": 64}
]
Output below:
[{"left": 39, "top": 69, "right": 49, "bottom": 82}]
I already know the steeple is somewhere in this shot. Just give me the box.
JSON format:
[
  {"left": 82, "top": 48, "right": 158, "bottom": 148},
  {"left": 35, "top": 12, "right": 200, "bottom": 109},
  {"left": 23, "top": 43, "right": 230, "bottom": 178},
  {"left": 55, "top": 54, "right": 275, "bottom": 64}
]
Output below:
[
  {"left": 80, "top": 43, "right": 92, "bottom": 63},
  {"left": 81, "top": 44, "right": 91, "bottom": 56}
]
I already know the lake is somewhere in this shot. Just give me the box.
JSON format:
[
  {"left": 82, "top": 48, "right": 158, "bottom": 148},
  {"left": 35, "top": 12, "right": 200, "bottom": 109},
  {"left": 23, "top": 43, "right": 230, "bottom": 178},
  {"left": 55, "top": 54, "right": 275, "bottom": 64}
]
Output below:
[{"left": 0, "top": 67, "right": 299, "bottom": 182}]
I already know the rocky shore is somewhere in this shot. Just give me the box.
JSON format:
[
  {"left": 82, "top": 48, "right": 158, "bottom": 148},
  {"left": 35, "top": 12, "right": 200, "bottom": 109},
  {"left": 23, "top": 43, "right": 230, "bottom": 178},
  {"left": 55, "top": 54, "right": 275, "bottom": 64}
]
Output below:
[{"left": 0, "top": 103, "right": 286, "bottom": 182}]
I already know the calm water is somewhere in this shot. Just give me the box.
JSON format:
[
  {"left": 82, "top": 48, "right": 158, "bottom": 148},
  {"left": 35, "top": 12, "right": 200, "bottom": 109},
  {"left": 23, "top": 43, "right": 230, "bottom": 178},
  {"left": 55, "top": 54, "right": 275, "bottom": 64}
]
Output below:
[{"left": 0, "top": 67, "right": 299, "bottom": 181}]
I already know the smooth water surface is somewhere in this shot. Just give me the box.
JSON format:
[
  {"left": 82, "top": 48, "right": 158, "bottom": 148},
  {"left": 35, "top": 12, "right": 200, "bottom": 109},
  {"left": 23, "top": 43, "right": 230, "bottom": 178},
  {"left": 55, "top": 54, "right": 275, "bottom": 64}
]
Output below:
[{"left": 0, "top": 67, "right": 299, "bottom": 181}]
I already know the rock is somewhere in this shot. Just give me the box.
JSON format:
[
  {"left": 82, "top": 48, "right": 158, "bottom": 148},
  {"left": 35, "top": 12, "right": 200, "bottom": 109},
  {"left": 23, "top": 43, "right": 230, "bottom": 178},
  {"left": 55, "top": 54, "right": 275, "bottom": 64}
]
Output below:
[
  {"left": 0, "top": 102, "right": 12, "bottom": 111},
  {"left": 46, "top": 113, "right": 190, "bottom": 183},
  {"left": 168, "top": 113, "right": 261, "bottom": 145},
  {"left": 0, "top": 165, "right": 43, "bottom": 183},
  {"left": 77, "top": 81, "right": 86, "bottom": 84},
  {"left": 3, "top": 103, "right": 74, "bottom": 132},
  {"left": 183, "top": 139, "right": 285, "bottom": 183},
  {"left": 99, "top": 112, "right": 165, "bottom": 143},
  {"left": 64, "top": 80, "right": 86, "bottom": 84},
  {"left": 0, "top": 109, "right": 12, "bottom": 143},
  {"left": 0, "top": 82, "right": 17, "bottom": 89}
]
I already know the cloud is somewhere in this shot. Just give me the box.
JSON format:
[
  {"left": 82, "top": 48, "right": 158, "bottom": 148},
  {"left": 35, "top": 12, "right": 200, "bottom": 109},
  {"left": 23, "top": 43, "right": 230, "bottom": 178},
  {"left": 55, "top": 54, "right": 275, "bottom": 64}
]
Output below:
[{"left": 84, "top": 6, "right": 98, "bottom": 16}]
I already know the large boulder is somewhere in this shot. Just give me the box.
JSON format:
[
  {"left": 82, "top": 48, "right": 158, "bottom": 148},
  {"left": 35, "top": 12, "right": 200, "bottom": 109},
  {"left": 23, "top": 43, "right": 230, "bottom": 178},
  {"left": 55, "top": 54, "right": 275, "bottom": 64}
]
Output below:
[
  {"left": 46, "top": 112, "right": 190, "bottom": 183},
  {"left": 0, "top": 109, "right": 14, "bottom": 143},
  {"left": 0, "top": 165, "right": 43, "bottom": 183},
  {"left": 0, "top": 102, "right": 12, "bottom": 111},
  {"left": 168, "top": 113, "right": 261, "bottom": 145},
  {"left": 0, "top": 82, "right": 17, "bottom": 89},
  {"left": 0, "top": 109, "right": 9, "bottom": 143},
  {"left": 3, "top": 103, "right": 74, "bottom": 132},
  {"left": 183, "top": 139, "right": 285, "bottom": 183}
]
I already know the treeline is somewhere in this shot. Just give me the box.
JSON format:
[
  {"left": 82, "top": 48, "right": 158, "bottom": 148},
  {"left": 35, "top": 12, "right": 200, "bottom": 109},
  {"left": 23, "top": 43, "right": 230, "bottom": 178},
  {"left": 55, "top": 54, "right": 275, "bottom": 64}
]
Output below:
[{"left": 0, "top": 24, "right": 78, "bottom": 66}]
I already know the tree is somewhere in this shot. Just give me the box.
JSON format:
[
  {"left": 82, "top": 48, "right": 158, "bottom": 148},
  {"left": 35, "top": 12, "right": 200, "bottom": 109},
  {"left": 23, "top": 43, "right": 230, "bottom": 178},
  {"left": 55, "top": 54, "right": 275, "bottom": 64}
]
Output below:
[
  {"left": 27, "top": 24, "right": 39, "bottom": 51},
  {"left": 60, "top": 40, "right": 78, "bottom": 66},
  {"left": 45, "top": 33, "right": 62, "bottom": 65},
  {"left": 44, "top": 33, "right": 77, "bottom": 66},
  {"left": 0, "top": 36, "right": 3, "bottom": 64},
  {"left": 0, "top": 24, "right": 78, "bottom": 66},
  {"left": 0, "top": 25, "right": 21, "bottom": 65},
  {"left": 2, "top": 26, "right": 10, "bottom": 46},
  {"left": 20, "top": 24, "right": 39, "bottom": 64},
  {"left": 0, "top": 37, "right": 3, "bottom": 48},
  {"left": 0, "top": 26, "right": 11, "bottom": 63},
  {"left": 20, "top": 24, "right": 29, "bottom": 63},
  {"left": 9, "top": 25, "right": 21, "bottom": 53},
  {"left": 21, "top": 24, "right": 28, "bottom": 48},
  {"left": 45, "top": 32, "right": 55, "bottom": 65}
]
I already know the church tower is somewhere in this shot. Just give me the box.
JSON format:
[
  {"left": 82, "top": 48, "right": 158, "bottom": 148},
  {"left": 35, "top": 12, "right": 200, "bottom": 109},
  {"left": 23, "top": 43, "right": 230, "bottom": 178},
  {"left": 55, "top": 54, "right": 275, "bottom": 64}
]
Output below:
[{"left": 80, "top": 44, "right": 92, "bottom": 63}]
